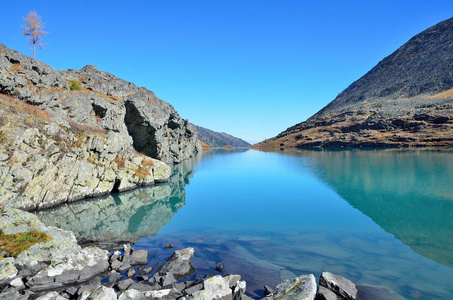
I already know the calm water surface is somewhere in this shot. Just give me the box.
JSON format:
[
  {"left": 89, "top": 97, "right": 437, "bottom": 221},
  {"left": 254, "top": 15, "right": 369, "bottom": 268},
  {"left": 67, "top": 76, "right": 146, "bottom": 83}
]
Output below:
[{"left": 37, "top": 149, "right": 453, "bottom": 299}]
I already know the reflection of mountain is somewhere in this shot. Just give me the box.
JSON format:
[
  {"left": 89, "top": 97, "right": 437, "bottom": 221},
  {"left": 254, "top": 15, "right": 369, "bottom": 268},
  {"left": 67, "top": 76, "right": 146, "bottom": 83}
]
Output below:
[
  {"left": 259, "top": 149, "right": 453, "bottom": 268},
  {"left": 301, "top": 149, "right": 453, "bottom": 268},
  {"left": 36, "top": 153, "right": 201, "bottom": 246}
]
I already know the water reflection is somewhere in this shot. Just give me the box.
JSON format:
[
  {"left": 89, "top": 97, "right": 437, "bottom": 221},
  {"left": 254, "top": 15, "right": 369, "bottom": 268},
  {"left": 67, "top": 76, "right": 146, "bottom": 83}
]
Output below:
[
  {"left": 277, "top": 149, "right": 453, "bottom": 268},
  {"left": 35, "top": 153, "right": 202, "bottom": 246}
]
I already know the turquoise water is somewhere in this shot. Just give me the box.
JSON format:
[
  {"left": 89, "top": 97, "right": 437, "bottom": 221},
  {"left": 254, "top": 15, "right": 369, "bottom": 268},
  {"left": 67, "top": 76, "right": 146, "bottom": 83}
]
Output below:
[{"left": 37, "top": 149, "right": 453, "bottom": 299}]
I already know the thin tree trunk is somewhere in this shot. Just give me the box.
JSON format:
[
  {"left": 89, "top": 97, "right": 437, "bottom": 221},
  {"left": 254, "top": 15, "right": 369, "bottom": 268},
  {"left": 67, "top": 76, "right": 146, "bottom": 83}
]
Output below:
[{"left": 33, "top": 44, "right": 35, "bottom": 59}]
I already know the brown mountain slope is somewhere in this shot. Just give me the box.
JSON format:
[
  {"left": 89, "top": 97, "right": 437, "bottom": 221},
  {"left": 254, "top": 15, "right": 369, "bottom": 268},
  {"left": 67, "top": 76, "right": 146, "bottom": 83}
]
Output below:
[{"left": 256, "top": 17, "right": 453, "bottom": 148}]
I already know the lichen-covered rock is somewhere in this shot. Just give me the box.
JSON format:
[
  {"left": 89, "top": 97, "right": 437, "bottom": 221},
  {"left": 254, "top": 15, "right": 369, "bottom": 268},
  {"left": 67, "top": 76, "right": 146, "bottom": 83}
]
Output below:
[
  {"left": 0, "top": 43, "right": 199, "bottom": 210},
  {"left": 0, "top": 257, "right": 18, "bottom": 285},
  {"left": 118, "top": 289, "right": 145, "bottom": 300},
  {"left": 264, "top": 274, "right": 317, "bottom": 300},
  {"left": 188, "top": 275, "right": 232, "bottom": 300},
  {"left": 80, "top": 286, "right": 117, "bottom": 300}
]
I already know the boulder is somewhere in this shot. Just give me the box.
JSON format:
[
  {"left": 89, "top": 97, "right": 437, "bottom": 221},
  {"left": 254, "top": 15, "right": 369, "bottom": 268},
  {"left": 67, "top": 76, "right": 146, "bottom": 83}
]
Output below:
[
  {"left": 80, "top": 286, "right": 117, "bottom": 300},
  {"left": 188, "top": 275, "right": 232, "bottom": 300},
  {"left": 0, "top": 257, "right": 18, "bottom": 285},
  {"left": 319, "top": 272, "right": 359, "bottom": 300},
  {"left": 129, "top": 249, "right": 149, "bottom": 265},
  {"left": 143, "top": 288, "right": 182, "bottom": 300},
  {"left": 316, "top": 286, "right": 338, "bottom": 300},
  {"left": 265, "top": 274, "right": 317, "bottom": 300},
  {"left": 119, "top": 289, "right": 145, "bottom": 300},
  {"left": 157, "top": 248, "right": 195, "bottom": 279}
]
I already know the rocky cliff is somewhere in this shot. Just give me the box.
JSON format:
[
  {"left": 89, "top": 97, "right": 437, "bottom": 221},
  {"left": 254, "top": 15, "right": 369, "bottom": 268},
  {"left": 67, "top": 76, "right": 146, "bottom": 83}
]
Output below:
[
  {"left": 0, "top": 43, "right": 201, "bottom": 210},
  {"left": 192, "top": 124, "right": 250, "bottom": 147},
  {"left": 256, "top": 17, "right": 453, "bottom": 148}
]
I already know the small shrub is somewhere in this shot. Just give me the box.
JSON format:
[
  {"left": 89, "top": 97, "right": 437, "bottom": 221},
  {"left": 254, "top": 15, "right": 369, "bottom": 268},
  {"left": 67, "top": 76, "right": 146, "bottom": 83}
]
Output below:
[
  {"left": 114, "top": 156, "right": 125, "bottom": 170},
  {"left": 10, "top": 63, "right": 23, "bottom": 72},
  {"left": 70, "top": 79, "right": 81, "bottom": 91}
]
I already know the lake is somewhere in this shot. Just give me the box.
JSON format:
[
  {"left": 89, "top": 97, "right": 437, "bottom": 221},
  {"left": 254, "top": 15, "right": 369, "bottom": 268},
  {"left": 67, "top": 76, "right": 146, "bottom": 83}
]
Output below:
[{"left": 36, "top": 148, "right": 453, "bottom": 299}]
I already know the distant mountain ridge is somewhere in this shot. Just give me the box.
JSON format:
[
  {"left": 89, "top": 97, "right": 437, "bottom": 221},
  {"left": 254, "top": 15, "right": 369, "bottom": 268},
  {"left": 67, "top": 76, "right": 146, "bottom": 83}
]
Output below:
[
  {"left": 192, "top": 124, "right": 250, "bottom": 147},
  {"left": 257, "top": 17, "right": 453, "bottom": 148}
]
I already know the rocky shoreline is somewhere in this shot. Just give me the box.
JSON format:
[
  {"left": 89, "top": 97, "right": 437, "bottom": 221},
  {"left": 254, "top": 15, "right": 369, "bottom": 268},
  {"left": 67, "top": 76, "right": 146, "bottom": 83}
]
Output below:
[{"left": 0, "top": 208, "right": 390, "bottom": 300}]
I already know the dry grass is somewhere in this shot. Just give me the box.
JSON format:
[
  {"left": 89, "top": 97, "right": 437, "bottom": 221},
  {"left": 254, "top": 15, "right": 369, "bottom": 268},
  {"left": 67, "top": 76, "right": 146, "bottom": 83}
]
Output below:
[
  {"left": 10, "top": 63, "right": 24, "bottom": 72},
  {"left": 0, "top": 95, "right": 51, "bottom": 121},
  {"left": 0, "top": 229, "right": 51, "bottom": 257},
  {"left": 427, "top": 88, "right": 453, "bottom": 99},
  {"left": 133, "top": 167, "right": 151, "bottom": 179},
  {"left": 67, "top": 119, "right": 107, "bottom": 136},
  {"left": 200, "top": 142, "right": 212, "bottom": 149},
  {"left": 114, "top": 156, "right": 125, "bottom": 170}
]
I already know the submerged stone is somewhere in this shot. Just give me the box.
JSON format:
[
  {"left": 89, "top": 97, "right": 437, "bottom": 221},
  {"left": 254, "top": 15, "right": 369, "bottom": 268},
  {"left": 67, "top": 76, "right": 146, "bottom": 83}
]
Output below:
[{"left": 319, "top": 272, "right": 359, "bottom": 300}]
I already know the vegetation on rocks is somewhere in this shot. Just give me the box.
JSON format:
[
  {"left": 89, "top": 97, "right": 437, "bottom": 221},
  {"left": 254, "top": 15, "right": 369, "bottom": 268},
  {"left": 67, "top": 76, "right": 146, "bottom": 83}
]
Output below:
[
  {"left": 69, "top": 79, "right": 81, "bottom": 90},
  {"left": 0, "top": 229, "right": 51, "bottom": 257},
  {"left": 0, "top": 42, "right": 199, "bottom": 210}
]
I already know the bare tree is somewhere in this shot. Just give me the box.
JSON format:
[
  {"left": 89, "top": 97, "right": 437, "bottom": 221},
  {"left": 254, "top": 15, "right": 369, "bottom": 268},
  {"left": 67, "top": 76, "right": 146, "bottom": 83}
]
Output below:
[{"left": 22, "top": 11, "right": 48, "bottom": 59}]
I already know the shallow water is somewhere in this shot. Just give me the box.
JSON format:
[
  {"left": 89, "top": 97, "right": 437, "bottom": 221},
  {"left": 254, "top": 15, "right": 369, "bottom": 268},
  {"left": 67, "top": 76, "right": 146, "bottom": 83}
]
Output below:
[{"left": 37, "top": 148, "right": 453, "bottom": 299}]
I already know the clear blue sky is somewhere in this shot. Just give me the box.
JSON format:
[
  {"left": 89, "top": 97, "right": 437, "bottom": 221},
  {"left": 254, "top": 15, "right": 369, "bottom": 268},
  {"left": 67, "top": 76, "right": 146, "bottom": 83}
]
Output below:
[{"left": 1, "top": 1, "right": 452, "bottom": 143}]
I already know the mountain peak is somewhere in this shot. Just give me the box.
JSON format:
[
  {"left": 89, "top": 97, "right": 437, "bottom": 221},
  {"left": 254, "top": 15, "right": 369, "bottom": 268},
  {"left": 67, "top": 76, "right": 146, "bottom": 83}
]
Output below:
[{"left": 257, "top": 17, "right": 453, "bottom": 148}]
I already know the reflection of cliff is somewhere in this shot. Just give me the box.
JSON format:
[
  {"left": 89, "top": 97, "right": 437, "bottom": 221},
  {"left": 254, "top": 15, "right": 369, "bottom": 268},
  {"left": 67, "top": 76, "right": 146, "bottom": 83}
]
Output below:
[
  {"left": 36, "top": 153, "right": 201, "bottom": 245},
  {"left": 298, "top": 149, "right": 453, "bottom": 268}
]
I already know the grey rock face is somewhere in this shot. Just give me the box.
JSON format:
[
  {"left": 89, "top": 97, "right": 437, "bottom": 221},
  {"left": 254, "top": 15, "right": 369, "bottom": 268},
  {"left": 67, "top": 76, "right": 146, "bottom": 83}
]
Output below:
[
  {"left": 0, "top": 43, "right": 200, "bottom": 210},
  {"left": 264, "top": 274, "right": 317, "bottom": 300},
  {"left": 319, "top": 272, "right": 359, "bottom": 300}
]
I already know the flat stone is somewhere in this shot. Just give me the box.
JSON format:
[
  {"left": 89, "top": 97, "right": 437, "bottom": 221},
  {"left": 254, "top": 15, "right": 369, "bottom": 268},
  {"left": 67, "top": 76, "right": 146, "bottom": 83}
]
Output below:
[
  {"left": 78, "top": 276, "right": 102, "bottom": 295},
  {"left": 224, "top": 275, "right": 241, "bottom": 288},
  {"left": 83, "top": 286, "right": 117, "bottom": 300},
  {"left": 119, "top": 289, "right": 144, "bottom": 300},
  {"left": 317, "top": 286, "right": 338, "bottom": 300},
  {"left": 319, "top": 272, "right": 359, "bottom": 300},
  {"left": 128, "top": 282, "right": 155, "bottom": 293},
  {"left": 117, "top": 279, "right": 135, "bottom": 291},
  {"left": 162, "top": 273, "right": 177, "bottom": 288},
  {"left": 119, "top": 262, "right": 132, "bottom": 273},
  {"left": 143, "top": 288, "right": 182, "bottom": 300},
  {"left": 35, "top": 291, "right": 67, "bottom": 300},
  {"left": 107, "top": 273, "right": 124, "bottom": 288},
  {"left": 9, "top": 277, "right": 25, "bottom": 290},
  {"left": 157, "top": 248, "right": 195, "bottom": 279},
  {"left": 111, "top": 259, "right": 123, "bottom": 270},
  {"left": 184, "top": 283, "right": 204, "bottom": 295},
  {"left": 0, "top": 286, "right": 21, "bottom": 300},
  {"left": 65, "top": 286, "right": 78, "bottom": 296},
  {"left": 265, "top": 274, "right": 317, "bottom": 300},
  {"left": 129, "top": 250, "right": 149, "bottom": 265},
  {"left": 0, "top": 257, "right": 18, "bottom": 285},
  {"left": 190, "top": 275, "right": 232, "bottom": 300}
]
